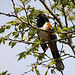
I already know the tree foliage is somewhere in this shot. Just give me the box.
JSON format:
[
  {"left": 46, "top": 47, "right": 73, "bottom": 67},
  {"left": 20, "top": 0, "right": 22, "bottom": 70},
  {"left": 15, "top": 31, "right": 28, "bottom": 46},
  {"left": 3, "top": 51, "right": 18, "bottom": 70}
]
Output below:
[{"left": 0, "top": 0, "right": 75, "bottom": 75}]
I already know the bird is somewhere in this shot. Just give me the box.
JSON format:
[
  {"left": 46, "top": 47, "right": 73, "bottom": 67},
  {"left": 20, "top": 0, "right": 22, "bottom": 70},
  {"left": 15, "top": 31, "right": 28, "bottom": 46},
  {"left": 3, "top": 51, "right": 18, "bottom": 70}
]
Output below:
[{"left": 36, "top": 13, "right": 64, "bottom": 71}]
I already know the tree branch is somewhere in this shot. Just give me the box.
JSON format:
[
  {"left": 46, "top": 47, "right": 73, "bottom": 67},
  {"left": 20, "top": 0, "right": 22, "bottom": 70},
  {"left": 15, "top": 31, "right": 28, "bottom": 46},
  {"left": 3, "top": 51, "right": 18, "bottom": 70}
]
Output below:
[
  {"left": 11, "top": 0, "right": 17, "bottom": 16},
  {"left": 62, "top": 4, "right": 68, "bottom": 28},
  {"left": 0, "top": 12, "right": 17, "bottom": 17},
  {"left": 61, "top": 51, "right": 75, "bottom": 58},
  {"left": 3, "top": 38, "right": 38, "bottom": 44}
]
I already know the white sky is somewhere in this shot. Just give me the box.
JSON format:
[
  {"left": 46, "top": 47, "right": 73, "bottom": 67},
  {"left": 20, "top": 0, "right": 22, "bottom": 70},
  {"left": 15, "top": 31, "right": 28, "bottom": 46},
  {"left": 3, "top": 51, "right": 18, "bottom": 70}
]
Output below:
[{"left": 0, "top": 0, "right": 75, "bottom": 75}]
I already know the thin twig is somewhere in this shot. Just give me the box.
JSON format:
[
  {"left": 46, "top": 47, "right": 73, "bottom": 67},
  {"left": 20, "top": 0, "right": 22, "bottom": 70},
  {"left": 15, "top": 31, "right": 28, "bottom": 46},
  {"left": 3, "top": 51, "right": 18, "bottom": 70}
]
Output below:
[
  {"left": 24, "top": 68, "right": 34, "bottom": 74},
  {"left": 3, "top": 38, "right": 39, "bottom": 44},
  {"left": 61, "top": 71, "right": 64, "bottom": 75},
  {"left": 22, "top": 2, "right": 29, "bottom": 24},
  {"left": 62, "top": 4, "right": 68, "bottom": 28},
  {"left": 0, "top": 12, "right": 17, "bottom": 17},
  {"left": 11, "top": 0, "right": 17, "bottom": 16},
  {"left": 61, "top": 51, "right": 75, "bottom": 58}
]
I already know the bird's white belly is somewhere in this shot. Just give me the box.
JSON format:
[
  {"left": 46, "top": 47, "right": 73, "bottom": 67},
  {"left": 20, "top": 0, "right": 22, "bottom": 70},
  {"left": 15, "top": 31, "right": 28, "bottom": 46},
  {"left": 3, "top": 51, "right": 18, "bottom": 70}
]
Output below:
[
  {"left": 38, "top": 31, "right": 50, "bottom": 41},
  {"left": 38, "top": 22, "right": 50, "bottom": 41}
]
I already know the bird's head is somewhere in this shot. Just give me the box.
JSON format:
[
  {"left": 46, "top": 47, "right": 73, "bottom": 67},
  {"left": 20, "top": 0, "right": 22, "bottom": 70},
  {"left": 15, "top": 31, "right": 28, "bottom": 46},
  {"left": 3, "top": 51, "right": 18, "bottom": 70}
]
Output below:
[{"left": 36, "top": 14, "right": 49, "bottom": 27}]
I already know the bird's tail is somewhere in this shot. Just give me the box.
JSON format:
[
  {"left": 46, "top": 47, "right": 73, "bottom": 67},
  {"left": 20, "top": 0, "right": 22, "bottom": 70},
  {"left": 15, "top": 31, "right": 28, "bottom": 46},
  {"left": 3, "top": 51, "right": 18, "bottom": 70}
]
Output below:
[{"left": 48, "top": 42, "right": 64, "bottom": 71}]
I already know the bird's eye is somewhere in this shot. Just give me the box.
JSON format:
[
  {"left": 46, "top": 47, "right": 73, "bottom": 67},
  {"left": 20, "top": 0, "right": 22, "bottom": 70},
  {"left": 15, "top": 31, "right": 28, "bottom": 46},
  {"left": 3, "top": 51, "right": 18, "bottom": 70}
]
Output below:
[{"left": 41, "top": 15, "right": 43, "bottom": 17}]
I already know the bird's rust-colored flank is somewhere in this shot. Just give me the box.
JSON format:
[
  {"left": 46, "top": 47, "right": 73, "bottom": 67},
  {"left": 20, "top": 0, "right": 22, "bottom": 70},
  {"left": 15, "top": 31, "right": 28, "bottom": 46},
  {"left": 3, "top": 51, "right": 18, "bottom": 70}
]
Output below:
[
  {"left": 46, "top": 22, "right": 51, "bottom": 30},
  {"left": 46, "top": 22, "right": 51, "bottom": 39}
]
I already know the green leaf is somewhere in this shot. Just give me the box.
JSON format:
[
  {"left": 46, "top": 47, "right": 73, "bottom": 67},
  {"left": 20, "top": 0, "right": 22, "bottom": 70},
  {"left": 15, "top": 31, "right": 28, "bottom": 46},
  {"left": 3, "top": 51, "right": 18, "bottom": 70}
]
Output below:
[
  {"left": 56, "top": 25, "right": 62, "bottom": 33},
  {"left": 18, "top": 51, "right": 26, "bottom": 61},
  {"left": 13, "top": 32, "right": 17, "bottom": 36},
  {"left": 26, "top": 52, "right": 31, "bottom": 55},
  {"left": 17, "top": 51, "right": 29, "bottom": 61},
  {"left": 45, "top": 69, "right": 48, "bottom": 75},
  {"left": 35, "top": 68, "right": 40, "bottom": 75},
  {"left": 32, "top": 67, "right": 34, "bottom": 72},
  {"left": 22, "top": 36, "right": 27, "bottom": 40},
  {"left": 16, "top": 7, "right": 23, "bottom": 13},
  {"left": 0, "top": 70, "right": 10, "bottom": 75},
  {"left": 48, "top": 59, "right": 56, "bottom": 66},
  {"left": 0, "top": 27, "right": 5, "bottom": 33},
  {"left": 6, "top": 25, "right": 11, "bottom": 29},
  {"left": 0, "top": 38, "right": 2, "bottom": 44},
  {"left": 26, "top": 50, "right": 32, "bottom": 55},
  {"left": 7, "top": 20, "right": 17, "bottom": 25},
  {"left": 9, "top": 41, "right": 16, "bottom": 48},
  {"left": 33, "top": 53, "right": 38, "bottom": 58},
  {"left": 69, "top": 35, "right": 72, "bottom": 39},
  {"left": 51, "top": 69, "right": 55, "bottom": 74},
  {"left": 35, "top": 64, "right": 37, "bottom": 68},
  {"left": 38, "top": 53, "right": 45, "bottom": 61},
  {"left": 7, "top": 74, "right": 11, "bottom": 75},
  {"left": 20, "top": 0, "right": 28, "bottom": 3},
  {"left": 53, "top": 0, "right": 59, "bottom": 2},
  {"left": 12, "top": 32, "right": 19, "bottom": 38},
  {"left": 3, "top": 40, "right": 5, "bottom": 44},
  {"left": 15, "top": 33, "right": 19, "bottom": 38},
  {"left": 71, "top": 25, "right": 75, "bottom": 29},
  {"left": 56, "top": 14, "right": 60, "bottom": 16},
  {"left": 2, "top": 70, "right": 8, "bottom": 74},
  {"left": 19, "top": 23, "right": 26, "bottom": 30},
  {"left": 15, "top": 28, "right": 18, "bottom": 31},
  {"left": 18, "top": 54, "right": 24, "bottom": 61},
  {"left": 12, "top": 43, "right": 16, "bottom": 48},
  {"left": 68, "top": 16, "right": 75, "bottom": 20},
  {"left": 62, "top": 27, "right": 69, "bottom": 31}
]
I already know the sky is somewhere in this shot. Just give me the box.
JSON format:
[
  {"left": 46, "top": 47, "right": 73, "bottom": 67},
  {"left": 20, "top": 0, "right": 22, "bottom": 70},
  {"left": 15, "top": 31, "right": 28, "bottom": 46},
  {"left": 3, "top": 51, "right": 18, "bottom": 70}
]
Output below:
[{"left": 0, "top": 0, "right": 75, "bottom": 75}]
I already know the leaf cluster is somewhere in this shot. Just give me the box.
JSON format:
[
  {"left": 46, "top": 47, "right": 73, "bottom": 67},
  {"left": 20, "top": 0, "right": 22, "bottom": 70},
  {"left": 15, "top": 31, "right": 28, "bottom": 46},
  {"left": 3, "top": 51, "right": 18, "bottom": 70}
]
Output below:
[{"left": 0, "top": 70, "right": 10, "bottom": 75}]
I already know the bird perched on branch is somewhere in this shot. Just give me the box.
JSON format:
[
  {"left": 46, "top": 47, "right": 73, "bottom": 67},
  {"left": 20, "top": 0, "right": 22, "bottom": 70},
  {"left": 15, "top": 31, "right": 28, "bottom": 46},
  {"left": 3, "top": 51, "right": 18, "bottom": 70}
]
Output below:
[{"left": 36, "top": 13, "right": 64, "bottom": 71}]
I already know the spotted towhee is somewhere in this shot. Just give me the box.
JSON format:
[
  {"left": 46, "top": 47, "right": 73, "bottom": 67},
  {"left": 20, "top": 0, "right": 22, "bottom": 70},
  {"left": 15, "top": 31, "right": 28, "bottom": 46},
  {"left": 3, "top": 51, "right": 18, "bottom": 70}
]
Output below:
[{"left": 36, "top": 14, "right": 64, "bottom": 71}]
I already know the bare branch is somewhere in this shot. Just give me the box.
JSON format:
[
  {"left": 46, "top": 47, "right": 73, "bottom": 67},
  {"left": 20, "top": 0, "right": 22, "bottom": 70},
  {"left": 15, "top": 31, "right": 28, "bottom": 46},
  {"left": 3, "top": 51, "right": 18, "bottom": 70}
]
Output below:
[
  {"left": 61, "top": 51, "right": 75, "bottom": 58},
  {"left": 62, "top": 4, "right": 68, "bottom": 28},
  {"left": 11, "top": 0, "right": 17, "bottom": 15},
  {"left": 0, "top": 12, "right": 17, "bottom": 17},
  {"left": 61, "top": 71, "right": 64, "bottom": 75},
  {"left": 0, "top": 12, "right": 23, "bottom": 22},
  {"left": 22, "top": 2, "right": 30, "bottom": 24},
  {"left": 3, "top": 38, "right": 38, "bottom": 44}
]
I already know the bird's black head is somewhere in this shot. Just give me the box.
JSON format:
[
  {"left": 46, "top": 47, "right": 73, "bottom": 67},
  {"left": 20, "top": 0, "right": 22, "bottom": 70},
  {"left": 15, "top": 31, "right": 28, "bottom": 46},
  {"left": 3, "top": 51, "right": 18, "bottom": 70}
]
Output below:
[{"left": 37, "top": 14, "right": 49, "bottom": 27}]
